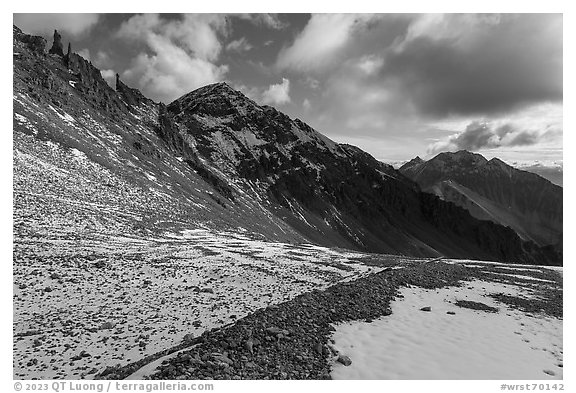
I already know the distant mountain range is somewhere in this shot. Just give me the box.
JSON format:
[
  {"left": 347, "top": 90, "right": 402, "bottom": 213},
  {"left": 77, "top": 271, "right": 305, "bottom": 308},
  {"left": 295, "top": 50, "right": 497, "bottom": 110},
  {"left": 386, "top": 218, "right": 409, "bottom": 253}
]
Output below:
[
  {"left": 519, "top": 163, "right": 563, "bottom": 187},
  {"left": 12, "top": 26, "right": 561, "bottom": 265},
  {"left": 399, "top": 151, "right": 562, "bottom": 250}
]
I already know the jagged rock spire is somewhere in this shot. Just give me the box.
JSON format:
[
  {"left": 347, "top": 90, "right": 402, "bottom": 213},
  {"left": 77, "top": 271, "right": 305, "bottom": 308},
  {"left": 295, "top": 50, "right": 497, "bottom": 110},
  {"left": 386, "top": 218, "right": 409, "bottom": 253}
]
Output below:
[
  {"left": 115, "top": 73, "right": 121, "bottom": 90},
  {"left": 48, "top": 30, "right": 64, "bottom": 56},
  {"left": 64, "top": 42, "right": 72, "bottom": 67}
]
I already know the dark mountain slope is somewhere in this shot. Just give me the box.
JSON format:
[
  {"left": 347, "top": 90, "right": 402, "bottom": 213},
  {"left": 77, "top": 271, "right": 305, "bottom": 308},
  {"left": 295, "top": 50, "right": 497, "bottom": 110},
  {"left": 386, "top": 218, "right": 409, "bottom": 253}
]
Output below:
[
  {"left": 13, "top": 26, "right": 305, "bottom": 243},
  {"left": 13, "top": 26, "right": 560, "bottom": 265},
  {"left": 400, "top": 151, "right": 563, "bottom": 249},
  {"left": 162, "top": 83, "right": 559, "bottom": 264}
]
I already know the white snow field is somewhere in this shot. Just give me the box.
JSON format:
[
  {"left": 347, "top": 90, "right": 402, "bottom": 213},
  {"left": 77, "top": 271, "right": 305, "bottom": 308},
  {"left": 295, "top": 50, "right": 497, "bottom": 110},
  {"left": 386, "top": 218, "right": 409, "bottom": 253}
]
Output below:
[
  {"left": 12, "top": 228, "right": 384, "bottom": 380},
  {"left": 330, "top": 275, "right": 562, "bottom": 380}
]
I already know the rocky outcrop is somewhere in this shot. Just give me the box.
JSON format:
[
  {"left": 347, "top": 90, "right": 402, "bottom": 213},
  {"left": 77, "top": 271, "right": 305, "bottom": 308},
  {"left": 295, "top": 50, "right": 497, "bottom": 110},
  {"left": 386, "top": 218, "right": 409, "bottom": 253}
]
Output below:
[
  {"left": 48, "top": 30, "right": 64, "bottom": 56},
  {"left": 116, "top": 74, "right": 154, "bottom": 109},
  {"left": 65, "top": 42, "right": 71, "bottom": 67},
  {"left": 13, "top": 25, "right": 46, "bottom": 55}
]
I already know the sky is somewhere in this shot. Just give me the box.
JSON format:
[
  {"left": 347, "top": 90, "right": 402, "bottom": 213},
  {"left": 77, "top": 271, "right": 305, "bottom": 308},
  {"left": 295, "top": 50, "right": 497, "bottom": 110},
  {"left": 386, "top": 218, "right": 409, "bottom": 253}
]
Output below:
[{"left": 13, "top": 13, "right": 563, "bottom": 166}]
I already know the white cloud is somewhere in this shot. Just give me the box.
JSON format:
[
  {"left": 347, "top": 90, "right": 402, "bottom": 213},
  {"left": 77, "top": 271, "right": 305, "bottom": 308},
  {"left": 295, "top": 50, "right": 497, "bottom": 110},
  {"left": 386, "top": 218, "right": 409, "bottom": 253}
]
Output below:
[
  {"left": 277, "top": 14, "right": 380, "bottom": 72},
  {"left": 356, "top": 55, "right": 384, "bottom": 75},
  {"left": 427, "top": 120, "right": 563, "bottom": 154},
  {"left": 118, "top": 14, "right": 227, "bottom": 61},
  {"left": 13, "top": 14, "right": 100, "bottom": 36},
  {"left": 303, "top": 98, "right": 311, "bottom": 111},
  {"left": 226, "top": 37, "right": 253, "bottom": 53},
  {"left": 400, "top": 14, "right": 502, "bottom": 49},
  {"left": 262, "top": 78, "right": 291, "bottom": 105},
  {"left": 117, "top": 14, "right": 229, "bottom": 103},
  {"left": 93, "top": 51, "right": 111, "bottom": 68}
]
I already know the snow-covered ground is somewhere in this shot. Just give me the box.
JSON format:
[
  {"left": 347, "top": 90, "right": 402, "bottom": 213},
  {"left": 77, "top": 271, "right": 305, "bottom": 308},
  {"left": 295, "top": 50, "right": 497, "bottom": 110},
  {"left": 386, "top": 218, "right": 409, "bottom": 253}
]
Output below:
[
  {"left": 12, "top": 228, "right": 384, "bottom": 380},
  {"left": 330, "top": 276, "right": 562, "bottom": 380}
]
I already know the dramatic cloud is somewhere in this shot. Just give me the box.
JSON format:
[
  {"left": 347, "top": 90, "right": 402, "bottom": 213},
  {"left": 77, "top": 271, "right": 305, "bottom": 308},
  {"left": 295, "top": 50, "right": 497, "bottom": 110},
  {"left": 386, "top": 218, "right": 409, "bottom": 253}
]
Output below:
[
  {"left": 428, "top": 121, "right": 562, "bottom": 154},
  {"left": 277, "top": 14, "right": 381, "bottom": 72},
  {"left": 262, "top": 78, "right": 291, "bottom": 105},
  {"left": 384, "top": 14, "right": 563, "bottom": 117},
  {"left": 232, "top": 78, "right": 291, "bottom": 106},
  {"left": 237, "top": 14, "right": 287, "bottom": 30},
  {"left": 276, "top": 13, "right": 561, "bottom": 164},
  {"left": 118, "top": 14, "right": 227, "bottom": 61},
  {"left": 226, "top": 37, "right": 253, "bottom": 53},
  {"left": 13, "top": 13, "right": 100, "bottom": 36},
  {"left": 117, "top": 14, "right": 229, "bottom": 103},
  {"left": 93, "top": 51, "right": 112, "bottom": 68}
]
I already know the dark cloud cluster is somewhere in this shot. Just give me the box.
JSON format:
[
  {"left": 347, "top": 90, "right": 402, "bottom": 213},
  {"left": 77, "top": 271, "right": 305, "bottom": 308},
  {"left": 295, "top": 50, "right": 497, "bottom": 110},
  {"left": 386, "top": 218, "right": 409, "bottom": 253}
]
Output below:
[
  {"left": 428, "top": 121, "right": 562, "bottom": 153},
  {"left": 384, "top": 14, "right": 563, "bottom": 118}
]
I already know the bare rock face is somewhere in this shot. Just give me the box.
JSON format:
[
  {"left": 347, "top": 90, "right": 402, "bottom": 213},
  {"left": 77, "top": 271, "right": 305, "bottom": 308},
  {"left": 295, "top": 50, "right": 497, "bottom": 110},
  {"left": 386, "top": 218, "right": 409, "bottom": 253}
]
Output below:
[
  {"left": 65, "top": 42, "right": 71, "bottom": 67},
  {"left": 115, "top": 73, "right": 154, "bottom": 109},
  {"left": 13, "top": 25, "right": 46, "bottom": 55},
  {"left": 48, "top": 30, "right": 64, "bottom": 56}
]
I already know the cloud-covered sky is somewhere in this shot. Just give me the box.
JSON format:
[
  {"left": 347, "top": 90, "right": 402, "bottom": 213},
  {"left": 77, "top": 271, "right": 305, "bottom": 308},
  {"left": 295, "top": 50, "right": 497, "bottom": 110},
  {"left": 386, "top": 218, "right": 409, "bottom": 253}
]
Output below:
[{"left": 13, "top": 13, "right": 562, "bottom": 164}]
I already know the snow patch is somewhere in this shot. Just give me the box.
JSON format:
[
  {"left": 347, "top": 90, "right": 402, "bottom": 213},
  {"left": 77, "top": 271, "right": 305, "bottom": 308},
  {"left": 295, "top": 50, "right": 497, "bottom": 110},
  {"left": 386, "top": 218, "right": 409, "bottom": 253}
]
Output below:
[{"left": 330, "top": 279, "right": 562, "bottom": 380}]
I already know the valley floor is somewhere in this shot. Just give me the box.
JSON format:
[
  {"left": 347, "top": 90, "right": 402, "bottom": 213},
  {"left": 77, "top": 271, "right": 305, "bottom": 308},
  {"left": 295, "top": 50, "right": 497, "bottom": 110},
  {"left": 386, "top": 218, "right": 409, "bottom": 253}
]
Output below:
[
  {"left": 13, "top": 228, "right": 384, "bottom": 379},
  {"left": 13, "top": 230, "right": 562, "bottom": 380}
]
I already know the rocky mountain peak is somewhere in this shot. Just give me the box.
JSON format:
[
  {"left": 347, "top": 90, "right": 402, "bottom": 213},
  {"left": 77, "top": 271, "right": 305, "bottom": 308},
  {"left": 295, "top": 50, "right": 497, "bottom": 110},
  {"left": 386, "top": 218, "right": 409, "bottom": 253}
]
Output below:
[
  {"left": 399, "top": 156, "right": 424, "bottom": 171},
  {"left": 432, "top": 150, "right": 488, "bottom": 167},
  {"left": 486, "top": 157, "right": 510, "bottom": 169},
  {"left": 168, "top": 81, "right": 263, "bottom": 120}
]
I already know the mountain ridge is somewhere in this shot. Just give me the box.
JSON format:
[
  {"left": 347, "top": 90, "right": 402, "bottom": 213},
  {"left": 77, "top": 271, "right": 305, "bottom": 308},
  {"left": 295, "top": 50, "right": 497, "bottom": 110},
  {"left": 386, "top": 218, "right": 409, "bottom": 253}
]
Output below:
[
  {"left": 12, "top": 26, "right": 561, "bottom": 265},
  {"left": 400, "top": 150, "right": 562, "bottom": 249}
]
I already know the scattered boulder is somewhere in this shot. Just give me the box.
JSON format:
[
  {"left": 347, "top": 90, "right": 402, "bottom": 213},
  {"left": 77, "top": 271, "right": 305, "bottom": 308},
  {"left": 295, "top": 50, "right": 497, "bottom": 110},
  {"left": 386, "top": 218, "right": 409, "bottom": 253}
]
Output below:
[
  {"left": 183, "top": 333, "right": 195, "bottom": 343},
  {"left": 212, "top": 353, "right": 233, "bottom": 365},
  {"left": 244, "top": 338, "right": 254, "bottom": 354},
  {"left": 99, "top": 321, "right": 115, "bottom": 330},
  {"left": 420, "top": 306, "right": 432, "bottom": 312},
  {"left": 94, "top": 260, "right": 107, "bottom": 269},
  {"left": 265, "top": 327, "right": 282, "bottom": 335},
  {"left": 337, "top": 355, "right": 352, "bottom": 366}
]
